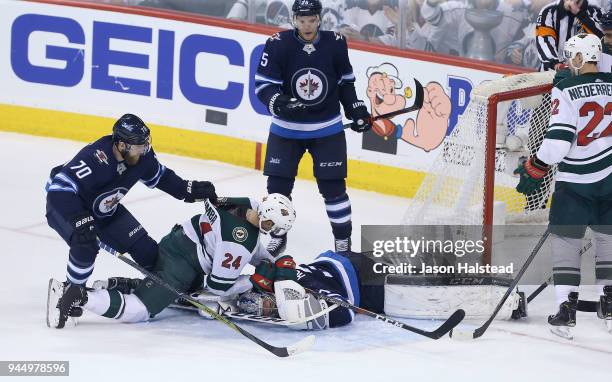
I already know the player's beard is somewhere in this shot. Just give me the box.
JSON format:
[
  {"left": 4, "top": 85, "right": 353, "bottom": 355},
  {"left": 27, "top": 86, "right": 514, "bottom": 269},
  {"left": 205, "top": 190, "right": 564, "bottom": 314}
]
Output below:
[{"left": 122, "top": 150, "right": 141, "bottom": 166}]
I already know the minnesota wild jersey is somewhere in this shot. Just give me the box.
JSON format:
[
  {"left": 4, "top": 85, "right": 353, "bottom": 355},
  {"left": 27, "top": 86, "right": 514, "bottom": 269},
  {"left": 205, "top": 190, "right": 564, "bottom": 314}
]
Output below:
[
  {"left": 180, "top": 198, "right": 273, "bottom": 295},
  {"left": 537, "top": 72, "right": 612, "bottom": 184}
]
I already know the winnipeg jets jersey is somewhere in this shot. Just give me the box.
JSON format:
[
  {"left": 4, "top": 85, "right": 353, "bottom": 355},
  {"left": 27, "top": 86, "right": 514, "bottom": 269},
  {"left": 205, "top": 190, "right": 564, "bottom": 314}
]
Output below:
[
  {"left": 255, "top": 29, "right": 358, "bottom": 139},
  {"left": 296, "top": 251, "right": 360, "bottom": 328},
  {"left": 45, "top": 135, "right": 186, "bottom": 219},
  {"left": 537, "top": 72, "right": 612, "bottom": 183},
  {"left": 180, "top": 198, "right": 273, "bottom": 296}
]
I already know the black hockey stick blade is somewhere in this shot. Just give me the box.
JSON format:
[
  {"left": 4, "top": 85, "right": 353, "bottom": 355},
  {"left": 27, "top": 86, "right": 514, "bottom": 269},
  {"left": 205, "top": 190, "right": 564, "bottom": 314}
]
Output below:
[
  {"left": 306, "top": 287, "right": 464, "bottom": 339},
  {"left": 343, "top": 79, "right": 424, "bottom": 129},
  {"left": 98, "top": 240, "right": 314, "bottom": 357}
]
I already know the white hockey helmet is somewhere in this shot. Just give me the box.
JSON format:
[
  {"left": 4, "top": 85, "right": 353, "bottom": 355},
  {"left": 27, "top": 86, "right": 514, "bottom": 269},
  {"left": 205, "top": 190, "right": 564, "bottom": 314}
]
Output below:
[
  {"left": 564, "top": 33, "right": 602, "bottom": 69},
  {"left": 257, "top": 193, "right": 296, "bottom": 236}
]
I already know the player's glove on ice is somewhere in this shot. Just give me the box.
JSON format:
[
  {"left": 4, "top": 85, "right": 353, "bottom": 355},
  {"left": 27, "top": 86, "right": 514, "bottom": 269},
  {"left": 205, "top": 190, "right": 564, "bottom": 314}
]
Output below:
[
  {"left": 269, "top": 93, "right": 307, "bottom": 120},
  {"left": 347, "top": 101, "right": 372, "bottom": 133},
  {"left": 514, "top": 156, "right": 550, "bottom": 195},
  {"left": 185, "top": 180, "right": 217, "bottom": 204},
  {"left": 274, "top": 255, "right": 297, "bottom": 281},
  {"left": 70, "top": 212, "right": 97, "bottom": 250},
  {"left": 250, "top": 260, "right": 276, "bottom": 292}
]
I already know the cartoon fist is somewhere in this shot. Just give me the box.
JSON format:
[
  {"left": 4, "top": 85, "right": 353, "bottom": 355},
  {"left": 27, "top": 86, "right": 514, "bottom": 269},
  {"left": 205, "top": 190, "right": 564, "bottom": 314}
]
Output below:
[{"left": 402, "top": 82, "right": 451, "bottom": 152}]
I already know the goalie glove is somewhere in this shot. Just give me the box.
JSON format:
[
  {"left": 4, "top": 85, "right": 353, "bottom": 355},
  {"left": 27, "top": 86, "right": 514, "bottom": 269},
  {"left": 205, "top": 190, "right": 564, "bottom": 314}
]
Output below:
[{"left": 514, "top": 156, "right": 550, "bottom": 195}]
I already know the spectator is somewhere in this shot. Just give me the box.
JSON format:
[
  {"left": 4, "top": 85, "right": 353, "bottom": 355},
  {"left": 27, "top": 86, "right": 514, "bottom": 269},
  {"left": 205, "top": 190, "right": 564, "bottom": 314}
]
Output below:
[
  {"left": 419, "top": 0, "right": 526, "bottom": 60},
  {"left": 503, "top": 0, "right": 552, "bottom": 68},
  {"left": 339, "top": 0, "right": 398, "bottom": 44}
]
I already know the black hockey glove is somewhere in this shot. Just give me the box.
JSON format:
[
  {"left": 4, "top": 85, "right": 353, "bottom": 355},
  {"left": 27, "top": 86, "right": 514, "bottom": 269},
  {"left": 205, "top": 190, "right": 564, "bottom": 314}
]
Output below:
[
  {"left": 185, "top": 180, "right": 217, "bottom": 204},
  {"left": 347, "top": 101, "right": 372, "bottom": 133},
  {"left": 70, "top": 212, "right": 97, "bottom": 250},
  {"left": 269, "top": 93, "right": 307, "bottom": 120}
]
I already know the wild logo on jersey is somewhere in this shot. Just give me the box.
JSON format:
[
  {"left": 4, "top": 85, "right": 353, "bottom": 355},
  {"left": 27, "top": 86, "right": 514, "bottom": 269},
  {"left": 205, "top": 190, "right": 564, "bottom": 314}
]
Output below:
[{"left": 291, "top": 68, "right": 329, "bottom": 105}]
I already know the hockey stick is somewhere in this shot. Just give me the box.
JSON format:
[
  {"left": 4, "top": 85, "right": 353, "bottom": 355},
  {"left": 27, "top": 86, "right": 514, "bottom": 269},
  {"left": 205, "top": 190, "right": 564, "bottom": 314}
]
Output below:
[
  {"left": 305, "top": 288, "right": 465, "bottom": 339},
  {"left": 450, "top": 229, "right": 550, "bottom": 340},
  {"left": 343, "top": 79, "right": 424, "bottom": 129},
  {"left": 527, "top": 239, "right": 593, "bottom": 303},
  {"left": 98, "top": 241, "right": 315, "bottom": 358},
  {"left": 169, "top": 301, "right": 340, "bottom": 327}
]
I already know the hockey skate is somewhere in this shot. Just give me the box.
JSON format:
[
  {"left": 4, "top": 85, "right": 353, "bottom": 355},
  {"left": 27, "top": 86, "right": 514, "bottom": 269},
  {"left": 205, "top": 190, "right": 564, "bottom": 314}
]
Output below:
[
  {"left": 548, "top": 292, "right": 578, "bottom": 340},
  {"left": 46, "top": 278, "right": 88, "bottom": 329},
  {"left": 597, "top": 285, "right": 612, "bottom": 333}
]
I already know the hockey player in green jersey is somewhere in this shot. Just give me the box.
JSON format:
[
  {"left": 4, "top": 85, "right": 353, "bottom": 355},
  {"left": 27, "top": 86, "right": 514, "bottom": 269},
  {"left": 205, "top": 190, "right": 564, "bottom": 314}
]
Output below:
[
  {"left": 47, "top": 194, "right": 297, "bottom": 328},
  {"left": 515, "top": 33, "right": 612, "bottom": 338}
]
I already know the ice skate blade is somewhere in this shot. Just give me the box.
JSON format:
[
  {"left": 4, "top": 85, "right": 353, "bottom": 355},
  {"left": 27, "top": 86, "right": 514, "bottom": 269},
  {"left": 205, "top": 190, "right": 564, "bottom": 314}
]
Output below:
[
  {"left": 46, "top": 278, "right": 62, "bottom": 328},
  {"left": 550, "top": 326, "right": 573, "bottom": 340}
]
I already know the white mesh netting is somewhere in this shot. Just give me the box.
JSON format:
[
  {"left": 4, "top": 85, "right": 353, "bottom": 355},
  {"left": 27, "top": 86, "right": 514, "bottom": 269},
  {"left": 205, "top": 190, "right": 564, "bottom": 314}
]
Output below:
[{"left": 402, "top": 71, "right": 557, "bottom": 227}]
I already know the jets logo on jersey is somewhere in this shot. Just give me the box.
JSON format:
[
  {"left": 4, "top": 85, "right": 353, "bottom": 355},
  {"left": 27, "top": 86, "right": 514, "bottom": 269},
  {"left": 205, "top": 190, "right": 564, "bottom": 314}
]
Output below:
[
  {"left": 232, "top": 227, "right": 248, "bottom": 243},
  {"left": 93, "top": 187, "right": 128, "bottom": 217},
  {"left": 291, "top": 68, "right": 328, "bottom": 106}
]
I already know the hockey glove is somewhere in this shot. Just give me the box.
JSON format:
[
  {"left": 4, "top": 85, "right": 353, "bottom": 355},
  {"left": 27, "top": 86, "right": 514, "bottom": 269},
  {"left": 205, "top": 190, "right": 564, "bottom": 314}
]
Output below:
[
  {"left": 269, "top": 93, "right": 307, "bottom": 120},
  {"left": 347, "top": 101, "right": 372, "bottom": 133},
  {"left": 514, "top": 156, "right": 550, "bottom": 195},
  {"left": 185, "top": 180, "right": 217, "bottom": 204},
  {"left": 250, "top": 260, "right": 276, "bottom": 292},
  {"left": 70, "top": 212, "right": 97, "bottom": 250},
  {"left": 274, "top": 255, "right": 297, "bottom": 281}
]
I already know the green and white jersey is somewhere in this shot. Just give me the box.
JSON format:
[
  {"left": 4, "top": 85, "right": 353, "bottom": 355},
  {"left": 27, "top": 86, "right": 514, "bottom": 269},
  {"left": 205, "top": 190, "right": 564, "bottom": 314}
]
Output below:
[
  {"left": 537, "top": 72, "right": 612, "bottom": 184},
  {"left": 180, "top": 198, "right": 273, "bottom": 295}
]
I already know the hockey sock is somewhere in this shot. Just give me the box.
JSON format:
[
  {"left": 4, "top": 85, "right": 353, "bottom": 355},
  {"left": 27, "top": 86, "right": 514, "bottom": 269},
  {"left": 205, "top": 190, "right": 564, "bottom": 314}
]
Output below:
[
  {"left": 593, "top": 231, "right": 612, "bottom": 293},
  {"left": 84, "top": 289, "right": 125, "bottom": 318},
  {"left": 266, "top": 176, "right": 295, "bottom": 197},
  {"left": 551, "top": 234, "right": 582, "bottom": 304},
  {"left": 324, "top": 193, "right": 352, "bottom": 240},
  {"left": 66, "top": 248, "right": 96, "bottom": 285}
]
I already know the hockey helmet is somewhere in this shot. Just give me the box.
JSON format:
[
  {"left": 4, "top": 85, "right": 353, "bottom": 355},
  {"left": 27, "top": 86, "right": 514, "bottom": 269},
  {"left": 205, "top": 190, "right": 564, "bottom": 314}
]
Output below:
[
  {"left": 112, "top": 114, "right": 151, "bottom": 145},
  {"left": 564, "top": 33, "right": 602, "bottom": 69},
  {"left": 292, "top": 0, "right": 323, "bottom": 17},
  {"left": 257, "top": 193, "right": 296, "bottom": 236}
]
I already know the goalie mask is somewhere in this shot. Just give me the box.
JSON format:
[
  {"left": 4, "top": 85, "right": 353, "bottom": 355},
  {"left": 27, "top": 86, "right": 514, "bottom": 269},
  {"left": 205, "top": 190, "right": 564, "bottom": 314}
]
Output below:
[
  {"left": 257, "top": 194, "right": 296, "bottom": 236},
  {"left": 564, "top": 33, "right": 602, "bottom": 71}
]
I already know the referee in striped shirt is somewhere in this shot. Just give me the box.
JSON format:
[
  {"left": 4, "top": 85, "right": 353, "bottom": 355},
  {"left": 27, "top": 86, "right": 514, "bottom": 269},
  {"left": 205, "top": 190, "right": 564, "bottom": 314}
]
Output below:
[{"left": 536, "top": 0, "right": 603, "bottom": 71}]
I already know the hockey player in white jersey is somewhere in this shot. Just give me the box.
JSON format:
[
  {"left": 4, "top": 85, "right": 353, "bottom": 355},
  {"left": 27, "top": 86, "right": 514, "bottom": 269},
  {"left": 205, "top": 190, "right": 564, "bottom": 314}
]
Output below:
[
  {"left": 46, "top": 195, "right": 296, "bottom": 328},
  {"left": 515, "top": 33, "right": 612, "bottom": 338}
]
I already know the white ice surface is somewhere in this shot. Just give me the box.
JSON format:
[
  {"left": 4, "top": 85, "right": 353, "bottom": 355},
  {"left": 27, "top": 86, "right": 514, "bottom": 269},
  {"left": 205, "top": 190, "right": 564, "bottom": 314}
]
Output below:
[{"left": 0, "top": 132, "right": 610, "bottom": 381}]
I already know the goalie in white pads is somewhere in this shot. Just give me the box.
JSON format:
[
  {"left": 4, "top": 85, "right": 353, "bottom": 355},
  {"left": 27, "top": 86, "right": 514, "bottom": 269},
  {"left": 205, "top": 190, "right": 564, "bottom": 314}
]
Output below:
[
  {"left": 515, "top": 33, "right": 612, "bottom": 338},
  {"left": 47, "top": 194, "right": 296, "bottom": 328}
]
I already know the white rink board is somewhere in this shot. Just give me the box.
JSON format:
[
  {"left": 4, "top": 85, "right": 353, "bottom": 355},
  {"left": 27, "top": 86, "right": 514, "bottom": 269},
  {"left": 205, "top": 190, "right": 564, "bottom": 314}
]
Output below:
[{"left": 0, "top": 0, "right": 508, "bottom": 172}]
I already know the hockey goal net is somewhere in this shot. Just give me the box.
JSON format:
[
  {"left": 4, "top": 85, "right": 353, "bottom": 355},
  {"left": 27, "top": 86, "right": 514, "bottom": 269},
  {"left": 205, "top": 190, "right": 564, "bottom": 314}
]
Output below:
[{"left": 401, "top": 71, "right": 557, "bottom": 264}]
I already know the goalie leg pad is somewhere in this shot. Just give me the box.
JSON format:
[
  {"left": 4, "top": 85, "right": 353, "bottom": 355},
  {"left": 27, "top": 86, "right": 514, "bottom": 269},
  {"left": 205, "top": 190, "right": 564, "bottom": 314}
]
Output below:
[{"left": 384, "top": 276, "right": 520, "bottom": 320}]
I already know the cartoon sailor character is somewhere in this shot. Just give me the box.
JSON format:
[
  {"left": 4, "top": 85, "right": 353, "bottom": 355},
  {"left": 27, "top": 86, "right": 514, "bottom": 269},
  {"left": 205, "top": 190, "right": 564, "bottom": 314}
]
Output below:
[{"left": 363, "top": 63, "right": 451, "bottom": 154}]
